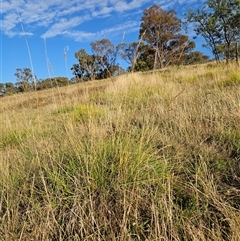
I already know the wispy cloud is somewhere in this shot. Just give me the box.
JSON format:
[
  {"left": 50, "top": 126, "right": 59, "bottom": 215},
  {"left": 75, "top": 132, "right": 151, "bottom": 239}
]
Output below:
[
  {"left": 1, "top": 0, "right": 203, "bottom": 41},
  {"left": 92, "top": 6, "right": 114, "bottom": 17},
  {"left": 63, "top": 21, "right": 139, "bottom": 42},
  {"left": 113, "top": 0, "right": 149, "bottom": 12},
  {"left": 42, "top": 16, "right": 90, "bottom": 38},
  {"left": 1, "top": 0, "right": 25, "bottom": 13}
]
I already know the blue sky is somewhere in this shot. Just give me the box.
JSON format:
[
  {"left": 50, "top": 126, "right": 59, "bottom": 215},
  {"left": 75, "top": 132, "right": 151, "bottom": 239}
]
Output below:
[{"left": 1, "top": 0, "right": 211, "bottom": 83}]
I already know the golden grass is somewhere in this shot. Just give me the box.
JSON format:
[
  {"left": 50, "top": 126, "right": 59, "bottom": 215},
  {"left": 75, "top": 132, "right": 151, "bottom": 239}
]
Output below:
[{"left": 0, "top": 63, "right": 240, "bottom": 240}]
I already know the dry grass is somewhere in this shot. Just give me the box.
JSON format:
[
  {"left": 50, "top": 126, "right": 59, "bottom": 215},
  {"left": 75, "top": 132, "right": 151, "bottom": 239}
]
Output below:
[{"left": 0, "top": 63, "right": 240, "bottom": 240}]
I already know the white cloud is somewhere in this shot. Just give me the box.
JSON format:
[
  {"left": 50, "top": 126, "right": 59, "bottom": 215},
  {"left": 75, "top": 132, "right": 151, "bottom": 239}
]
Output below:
[
  {"left": 19, "top": 32, "right": 34, "bottom": 36},
  {"left": 1, "top": 0, "right": 202, "bottom": 40},
  {"left": 42, "top": 16, "right": 90, "bottom": 38},
  {"left": 62, "top": 21, "right": 139, "bottom": 42},
  {"left": 92, "top": 6, "right": 114, "bottom": 17},
  {"left": 1, "top": 0, "right": 25, "bottom": 13},
  {"left": 1, "top": 12, "right": 18, "bottom": 31},
  {"left": 1, "top": 0, "right": 148, "bottom": 37},
  {"left": 64, "top": 30, "right": 97, "bottom": 42},
  {"left": 99, "top": 21, "right": 139, "bottom": 36}
]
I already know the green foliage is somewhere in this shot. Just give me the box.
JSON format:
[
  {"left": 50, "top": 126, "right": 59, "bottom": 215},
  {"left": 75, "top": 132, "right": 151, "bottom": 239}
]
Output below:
[
  {"left": 185, "top": 75, "right": 199, "bottom": 83},
  {"left": 134, "top": 45, "right": 155, "bottom": 71},
  {"left": 52, "top": 106, "right": 75, "bottom": 115},
  {"left": 173, "top": 187, "right": 197, "bottom": 216},
  {"left": 139, "top": 4, "right": 196, "bottom": 69},
  {"left": 71, "top": 104, "right": 105, "bottom": 123},
  {"left": 72, "top": 39, "right": 120, "bottom": 81},
  {"left": 187, "top": 0, "right": 240, "bottom": 63},
  {"left": 217, "top": 72, "right": 240, "bottom": 87},
  {"left": 182, "top": 51, "right": 210, "bottom": 65},
  {"left": 14, "top": 68, "right": 36, "bottom": 92},
  {"left": 117, "top": 42, "right": 140, "bottom": 67},
  {"left": 218, "top": 131, "right": 240, "bottom": 158},
  {"left": 1, "top": 130, "right": 27, "bottom": 148},
  {"left": 91, "top": 39, "right": 119, "bottom": 79},
  {"left": 72, "top": 49, "right": 99, "bottom": 81},
  {"left": 3, "top": 82, "right": 18, "bottom": 95},
  {"left": 204, "top": 71, "right": 215, "bottom": 80},
  {"left": 36, "top": 77, "right": 70, "bottom": 90},
  {"left": 51, "top": 104, "right": 106, "bottom": 123}
]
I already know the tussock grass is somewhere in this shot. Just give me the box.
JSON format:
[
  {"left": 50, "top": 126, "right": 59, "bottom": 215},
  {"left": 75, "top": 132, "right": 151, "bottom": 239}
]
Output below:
[{"left": 0, "top": 63, "right": 240, "bottom": 240}]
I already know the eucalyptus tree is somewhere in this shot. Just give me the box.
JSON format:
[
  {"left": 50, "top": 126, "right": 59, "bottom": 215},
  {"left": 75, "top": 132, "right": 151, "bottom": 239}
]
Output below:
[
  {"left": 165, "top": 34, "right": 196, "bottom": 66},
  {"left": 90, "top": 39, "right": 119, "bottom": 78},
  {"left": 187, "top": 0, "right": 240, "bottom": 63},
  {"left": 73, "top": 49, "right": 100, "bottom": 81},
  {"left": 117, "top": 42, "right": 147, "bottom": 72},
  {"left": 139, "top": 4, "right": 193, "bottom": 69},
  {"left": 14, "top": 68, "right": 36, "bottom": 92},
  {"left": 182, "top": 51, "right": 210, "bottom": 65},
  {"left": 4, "top": 83, "right": 18, "bottom": 95}
]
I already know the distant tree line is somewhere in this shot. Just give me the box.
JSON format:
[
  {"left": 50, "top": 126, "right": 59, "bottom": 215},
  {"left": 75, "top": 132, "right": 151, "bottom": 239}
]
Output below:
[
  {"left": 0, "top": 68, "right": 71, "bottom": 96},
  {"left": 1, "top": 1, "right": 239, "bottom": 97}
]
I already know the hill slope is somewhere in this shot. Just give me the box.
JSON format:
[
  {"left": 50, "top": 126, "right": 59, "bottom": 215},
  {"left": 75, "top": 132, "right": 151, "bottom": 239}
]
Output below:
[{"left": 0, "top": 63, "right": 240, "bottom": 240}]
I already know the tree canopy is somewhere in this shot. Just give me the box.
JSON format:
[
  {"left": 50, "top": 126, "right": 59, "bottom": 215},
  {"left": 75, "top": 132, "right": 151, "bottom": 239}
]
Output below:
[
  {"left": 139, "top": 4, "right": 195, "bottom": 69},
  {"left": 187, "top": 0, "right": 240, "bottom": 63},
  {"left": 14, "top": 68, "right": 36, "bottom": 92},
  {"left": 72, "top": 39, "right": 120, "bottom": 81}
]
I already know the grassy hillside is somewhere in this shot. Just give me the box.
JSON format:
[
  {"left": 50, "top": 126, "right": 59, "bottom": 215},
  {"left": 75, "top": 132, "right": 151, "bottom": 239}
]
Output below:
[{"left": 0, "top": 63, "right": 240, "bottom": 240}]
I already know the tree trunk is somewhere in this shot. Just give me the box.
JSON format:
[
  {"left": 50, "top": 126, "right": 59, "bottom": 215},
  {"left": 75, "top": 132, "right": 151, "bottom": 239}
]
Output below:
[
  {"left": 236, "top": 42, "right": 239, "bottom": 66},
  {"left": 153, "top": 49, "right": 158, "bottom": 70},
  {"left": 225, "top": 42, "right": 231, "bottom": 65}
]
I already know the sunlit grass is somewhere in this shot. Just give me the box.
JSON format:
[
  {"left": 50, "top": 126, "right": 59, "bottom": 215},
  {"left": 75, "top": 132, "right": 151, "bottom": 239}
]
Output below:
[{"left": 0, "top": 63, "right": 240, "bottom": 240}]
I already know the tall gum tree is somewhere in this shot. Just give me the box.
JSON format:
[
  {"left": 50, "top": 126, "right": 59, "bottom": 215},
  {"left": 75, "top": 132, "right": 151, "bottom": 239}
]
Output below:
[
  {"left": 139, "top": 4, "right": 194, "bottom": 69},
  {"left": 90, "top": 39, "right": 119, "bottom": 78},
  {"left": 73, "top": 49, "right": 99, "bottom": 80}
]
